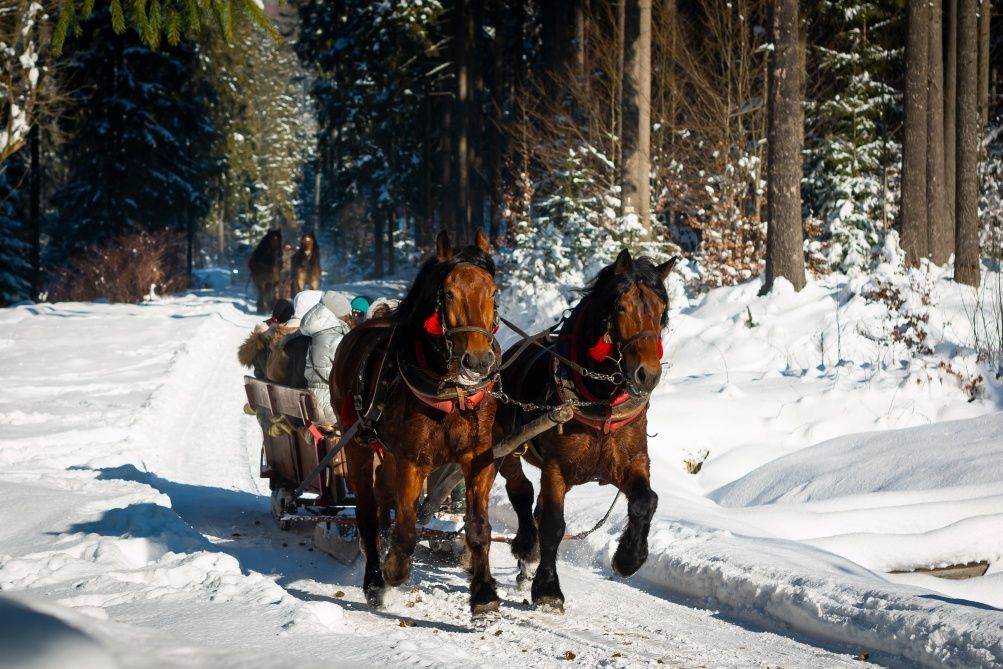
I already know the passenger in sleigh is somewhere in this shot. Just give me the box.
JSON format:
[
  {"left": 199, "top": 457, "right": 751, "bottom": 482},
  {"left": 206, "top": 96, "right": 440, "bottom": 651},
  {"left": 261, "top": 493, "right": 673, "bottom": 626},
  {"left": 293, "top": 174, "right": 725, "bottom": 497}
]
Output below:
[{"left": 299, "top": 291, "right": 365, "bottom": 428}]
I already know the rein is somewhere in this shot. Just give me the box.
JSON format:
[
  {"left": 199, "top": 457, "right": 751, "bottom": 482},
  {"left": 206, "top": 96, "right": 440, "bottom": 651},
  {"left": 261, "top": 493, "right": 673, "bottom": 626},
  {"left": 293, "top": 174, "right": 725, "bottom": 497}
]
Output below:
[{"left": 493, "top": 301, "right": 657, "bottom": 434}]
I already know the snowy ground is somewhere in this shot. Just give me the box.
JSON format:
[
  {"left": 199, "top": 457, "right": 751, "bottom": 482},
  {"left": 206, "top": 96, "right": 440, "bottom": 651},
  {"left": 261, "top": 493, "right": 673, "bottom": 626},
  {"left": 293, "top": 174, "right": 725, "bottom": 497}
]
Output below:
[{"left": 1, "top": 260, "right": 1002, "bottom": 667}]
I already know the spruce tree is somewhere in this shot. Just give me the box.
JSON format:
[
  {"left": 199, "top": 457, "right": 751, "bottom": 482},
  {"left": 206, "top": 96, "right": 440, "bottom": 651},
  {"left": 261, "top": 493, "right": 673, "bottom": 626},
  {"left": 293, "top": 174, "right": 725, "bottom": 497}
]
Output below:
[
  {"left": 50, "top": 11, "right": 217, "bottom": 257},
  {"left": 804, "top": 0, "right": 901, "bottom": 273}
]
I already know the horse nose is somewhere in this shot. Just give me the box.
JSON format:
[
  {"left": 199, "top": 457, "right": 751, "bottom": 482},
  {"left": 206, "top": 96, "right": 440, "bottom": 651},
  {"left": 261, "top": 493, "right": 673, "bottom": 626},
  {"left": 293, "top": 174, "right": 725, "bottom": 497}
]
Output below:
[
  {"left": 462, "top": 350, "right": 496, "bottom": 375},
  {"left": 634, "top": 364, "right": 660, "bottom": 392}
]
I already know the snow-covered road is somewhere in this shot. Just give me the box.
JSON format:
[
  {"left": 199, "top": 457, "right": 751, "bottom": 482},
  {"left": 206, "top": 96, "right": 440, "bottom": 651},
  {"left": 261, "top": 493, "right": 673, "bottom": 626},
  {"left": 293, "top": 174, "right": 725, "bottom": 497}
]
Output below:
[{"left": 1, "top": 281, "right": 1001, "bottom": 668}]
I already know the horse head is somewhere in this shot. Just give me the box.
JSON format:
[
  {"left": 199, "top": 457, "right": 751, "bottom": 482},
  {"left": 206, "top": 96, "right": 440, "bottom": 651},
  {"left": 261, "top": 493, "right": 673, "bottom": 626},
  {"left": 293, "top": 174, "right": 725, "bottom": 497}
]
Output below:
[
  {"left": 436, "top": 230, "right": 498, "bottom": 384},
  {"left": 268, "top": 229, "right": 282, "bottom": 251},
  {"left": 583, "top": 250, "right": 678, "bottom": 396},
  {"left": 397, "top": 229, "right": 499, "bottom": 386},
  {"left": 300, "top": 233, "right": 315, "bottom": 254}
]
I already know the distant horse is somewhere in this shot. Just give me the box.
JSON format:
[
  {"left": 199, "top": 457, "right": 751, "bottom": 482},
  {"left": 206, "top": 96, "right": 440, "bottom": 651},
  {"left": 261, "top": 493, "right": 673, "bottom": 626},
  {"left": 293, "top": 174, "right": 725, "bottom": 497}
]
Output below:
[
  {"left": 290, "top": 233, "right": 321, "bottom": 294},
  {"left": 495, "top": 250, "right": 677, "bottom": 610},
  {"left": 248, "top": 230, "right": 283, "bottom": 314},
  {"left": 331, "top": 230, "right": 502, "bottom": 614}
]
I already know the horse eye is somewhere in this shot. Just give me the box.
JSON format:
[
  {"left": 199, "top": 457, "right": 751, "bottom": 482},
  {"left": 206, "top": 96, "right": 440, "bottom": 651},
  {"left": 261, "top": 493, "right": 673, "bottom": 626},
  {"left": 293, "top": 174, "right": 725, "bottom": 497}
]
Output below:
[
  {"left": 617, "top": 305, "right": 627, "bottom": 314},
  {"left": 444, "top": 290, "right": 455, "bottom": 302}
]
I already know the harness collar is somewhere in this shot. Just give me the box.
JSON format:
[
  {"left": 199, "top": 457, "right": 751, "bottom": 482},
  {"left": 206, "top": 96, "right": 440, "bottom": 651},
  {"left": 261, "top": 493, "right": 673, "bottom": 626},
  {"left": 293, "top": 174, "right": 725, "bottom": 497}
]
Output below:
[
  {"left": 556, "top": 300, "right": 649, "bottom": 434},
  {"left": 400, "top": 337, "right": 494, "bottom": 414}
]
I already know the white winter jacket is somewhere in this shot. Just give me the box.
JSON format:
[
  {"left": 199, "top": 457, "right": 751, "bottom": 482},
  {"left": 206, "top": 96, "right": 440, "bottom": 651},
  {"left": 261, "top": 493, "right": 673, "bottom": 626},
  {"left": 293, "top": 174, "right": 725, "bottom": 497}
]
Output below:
[{"left": 299, "top": 291, "right": 352, "bottom": 422}]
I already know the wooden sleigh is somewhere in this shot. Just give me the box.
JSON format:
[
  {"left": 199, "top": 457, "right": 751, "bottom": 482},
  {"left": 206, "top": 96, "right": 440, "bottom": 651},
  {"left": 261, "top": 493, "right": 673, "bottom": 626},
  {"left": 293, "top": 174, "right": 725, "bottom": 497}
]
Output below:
[{"left": 244, "top": 375, "right": 574, "bottom": 564}]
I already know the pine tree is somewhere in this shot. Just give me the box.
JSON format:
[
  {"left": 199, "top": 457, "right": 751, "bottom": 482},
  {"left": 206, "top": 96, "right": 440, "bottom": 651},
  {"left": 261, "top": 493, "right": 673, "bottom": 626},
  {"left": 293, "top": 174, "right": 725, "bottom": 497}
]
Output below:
[
  {"left": 955, "top": 0, "right": 980, "bottom": 285},
  {"left": 621, "top": 0, "right": 653, "bottom": 236},
  {"left": 804, "top": 0, "right": 901, "bottom": 273},
  {"left": 296, "top": 0, "right": 440, "bottom": 276},
  {"left": 0, "top": 164, "right": 30, "bottom": 304},
  {"left": 198, "top": 18, "right": 315, "bottom": 254},
  {"left": 52, "top": 0, "right": 278, "bottom": 56},
  {"left": 901, "top": 0, "right": 930, "bottom": 265},
  {"left": 763, "top": 0, "right": 806, "bottom": 293},
  {"left": 50, "top": 11, "right": 217, "bottom": 258}
]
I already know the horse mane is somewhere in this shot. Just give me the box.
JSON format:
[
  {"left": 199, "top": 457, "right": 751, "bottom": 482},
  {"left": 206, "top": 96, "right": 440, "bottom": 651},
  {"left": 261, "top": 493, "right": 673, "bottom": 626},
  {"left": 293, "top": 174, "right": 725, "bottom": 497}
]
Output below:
[
  {"left": 251, "top": 230, "right": 281, "bottom": 266},
  {"left": 579, "top": 255, "right": 670, "bottom": 328},
  {"left": 390, "top": 244, "right": 496, "bottom": 328}
]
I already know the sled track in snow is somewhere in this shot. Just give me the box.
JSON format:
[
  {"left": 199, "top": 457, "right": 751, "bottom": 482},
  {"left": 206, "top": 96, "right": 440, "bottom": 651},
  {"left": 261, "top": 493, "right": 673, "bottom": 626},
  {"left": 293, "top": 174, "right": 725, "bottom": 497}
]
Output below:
[{"left": 145, "top": 296, "right": 868, "bottom": 668}]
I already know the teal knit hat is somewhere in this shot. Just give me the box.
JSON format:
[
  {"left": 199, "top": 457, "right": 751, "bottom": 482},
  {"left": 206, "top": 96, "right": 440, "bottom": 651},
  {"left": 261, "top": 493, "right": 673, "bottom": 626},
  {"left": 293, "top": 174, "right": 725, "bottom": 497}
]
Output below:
[{"left": 350, "top": 296, "right": 371, "bottom": 316}]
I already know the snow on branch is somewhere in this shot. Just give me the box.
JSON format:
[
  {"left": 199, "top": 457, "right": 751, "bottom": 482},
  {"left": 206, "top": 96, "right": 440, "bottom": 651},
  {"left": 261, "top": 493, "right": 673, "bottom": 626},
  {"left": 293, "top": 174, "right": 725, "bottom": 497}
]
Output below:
[{"left": 0, "top": 0, "right": 43, "bottom": 163}]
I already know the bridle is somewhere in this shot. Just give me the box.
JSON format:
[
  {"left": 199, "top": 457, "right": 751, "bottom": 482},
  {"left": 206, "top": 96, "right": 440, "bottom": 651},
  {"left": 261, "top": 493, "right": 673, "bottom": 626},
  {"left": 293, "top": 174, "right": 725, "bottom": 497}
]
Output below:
[{"left": 426, "top": 263, "right": 502, "bottom": 382}]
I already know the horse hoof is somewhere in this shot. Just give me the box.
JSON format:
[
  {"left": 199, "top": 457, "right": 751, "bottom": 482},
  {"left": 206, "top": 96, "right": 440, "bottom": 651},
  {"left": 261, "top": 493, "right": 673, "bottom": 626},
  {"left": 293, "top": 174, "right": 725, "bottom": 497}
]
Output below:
[
  {"left": 364, "top": 583, "right": 386, "bottom": 608},
  {"left": 470, "top": 580, "right": 501, "bottom": 615},
  {"left": 533, "top": 594, "right": 564, "bottom": 613},
  {"left": 383, "top": 551, "right": 412, "bottom": 587},
  {"left": 510, "top": 530, "right": 539, "bottom": 563},
  {"left": 471, "top": 598, "right": 500, "bottom": 616},
  {"left": 611, "top": 545, "right": 647, "bottom": 578},
  {"left": 531, "top": 575, "right": 565, "bottom": 612}
]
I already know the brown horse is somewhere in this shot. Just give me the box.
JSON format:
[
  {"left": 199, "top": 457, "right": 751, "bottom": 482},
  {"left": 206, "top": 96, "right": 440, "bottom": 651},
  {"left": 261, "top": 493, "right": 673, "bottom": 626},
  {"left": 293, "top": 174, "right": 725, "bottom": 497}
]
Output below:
[
  {"left": 331, "top": 230, "right": 502, "bottom": 614},
  {"left": 495, "top": 249, "right": 677, "bottom": 610},
  {"left": 290, "top": 232, "right": 321, "bottom": 294},
  {"left": 249, "top": 230, "right": 283, "bottom": 314}
]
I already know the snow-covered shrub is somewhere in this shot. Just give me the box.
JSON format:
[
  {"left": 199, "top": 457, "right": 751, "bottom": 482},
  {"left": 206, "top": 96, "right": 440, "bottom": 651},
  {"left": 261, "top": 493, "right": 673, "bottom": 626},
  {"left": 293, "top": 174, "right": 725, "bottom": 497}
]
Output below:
[
  {"left": 980, "top": 121, "right": 1003, "bottom": 261},
  {"left": 859, "top": 232, "right": 936, "bottom": 355},
  {"left": 49, "top": 229, "right": 188, "bottom": 303},
  {"left": 968, "top": 268, "right": 1003, "bottom": 381},
  {"left": 498, "top": 142, "right": 677, "bottom": 328}
]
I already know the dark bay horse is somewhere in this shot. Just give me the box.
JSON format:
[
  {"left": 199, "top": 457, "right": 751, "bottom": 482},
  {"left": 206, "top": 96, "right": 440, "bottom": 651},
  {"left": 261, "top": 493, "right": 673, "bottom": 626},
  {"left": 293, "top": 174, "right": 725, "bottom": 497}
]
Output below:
[
  {"left": 331, "top": 230, "right": 502, "bottom": 614},
  {"left": 290, "top": 232, "right": 321, "bottom": 294},
  {"left": 248, "top": 229, "right": 283, "bottom": 314},
  {"left": 495, "top": 249, "right": 677, "bottom": 610}
]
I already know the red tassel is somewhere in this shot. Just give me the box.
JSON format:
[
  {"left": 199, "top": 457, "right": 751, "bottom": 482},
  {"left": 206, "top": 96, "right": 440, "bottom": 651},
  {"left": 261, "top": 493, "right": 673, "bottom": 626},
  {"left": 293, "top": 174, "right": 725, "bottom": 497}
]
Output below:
[
  {"left": 424, "top": 312, "right": 443, "bottom": 335},
  {"left": 658, "top": 340, "right": 664, "bottom": 359},
  {"left": 588, "top": 337, "right": 614, "bottom": 363}
]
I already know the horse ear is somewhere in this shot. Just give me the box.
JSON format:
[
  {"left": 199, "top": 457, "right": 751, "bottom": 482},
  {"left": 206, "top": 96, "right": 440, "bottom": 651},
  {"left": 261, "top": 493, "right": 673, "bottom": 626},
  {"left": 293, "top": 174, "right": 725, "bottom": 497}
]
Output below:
[
  {"left": 436, "top": 230, "right": 454, "bottom": 260},
  {"left": 474, "top": 229, "right": 491, "bottom": 253},
  {"left": 656, "top": 256, "right": 680, "bottom": 281},
  {"left": 614, "top": 249, "right": 634, "bottom": 275}
]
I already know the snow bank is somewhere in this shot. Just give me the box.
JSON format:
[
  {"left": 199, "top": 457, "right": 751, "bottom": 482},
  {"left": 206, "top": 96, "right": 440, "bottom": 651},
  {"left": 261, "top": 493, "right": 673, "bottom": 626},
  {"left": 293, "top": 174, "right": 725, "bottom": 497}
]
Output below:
[{"left": 514, "top": 264, "right": 1003, "bottom": 668}]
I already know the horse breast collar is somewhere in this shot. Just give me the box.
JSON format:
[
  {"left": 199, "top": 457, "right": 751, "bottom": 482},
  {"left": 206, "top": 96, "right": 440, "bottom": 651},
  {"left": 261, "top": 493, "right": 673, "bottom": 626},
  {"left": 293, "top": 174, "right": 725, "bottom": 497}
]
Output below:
[
  {"left": 554, "top": 300, "right": 649, "bottom": 434},
  {"left": 398, "top": 336, "right": 494, "bottom": 414}
]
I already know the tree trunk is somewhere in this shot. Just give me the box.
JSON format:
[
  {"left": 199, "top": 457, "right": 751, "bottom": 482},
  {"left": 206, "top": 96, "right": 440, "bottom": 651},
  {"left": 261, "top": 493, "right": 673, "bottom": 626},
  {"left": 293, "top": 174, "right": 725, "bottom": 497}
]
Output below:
[
  {"left": 902, "top": 0, "right": 930, "bottom": 265},
  {"left": 29, "top": 123, "right": 40, "bottom": 301},
  {"left": 762, "top": 0, "right": 805, "bottom": 293},
  {"left": 388, "top": 209, "right": 396, "bottom": 275},
  {"left": 440, "top": 96, "right": 456, "bottom": 239},
  {"left": 945, "top": 0, "right": 958, "bottom": 239},
  {"left": 420, "top": 85, "right": 433, "bottom": 250},
  {"left": 620, "top": 0, "right": 652, "bottom": 236},
  {"left": 454, "top": 0, "right": 473, "bottom": 245},
  {"left": 373, "top": 214, "right": 385, "bottom": 278},
  {"left": 978, "top": 0, "right": 991, "bottom": 125},
  {"left": 928, "top": 0, "right": 950, "bottom": 264},
  {"left": 572, "top": 0, "right": 585, "bottom": 77},
  {"left": 956, "top": 0, "right": 981, "bottom": 286}
]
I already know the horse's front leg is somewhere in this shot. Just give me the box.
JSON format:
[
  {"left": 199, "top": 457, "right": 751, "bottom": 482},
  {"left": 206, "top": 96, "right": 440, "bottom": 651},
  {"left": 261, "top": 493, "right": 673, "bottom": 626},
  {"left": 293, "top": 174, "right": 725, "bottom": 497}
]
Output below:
[
  {"left": 345, "top": 440, "right": 385, "bottom": 606},
  {"left": 460, "top": 448, "right": 500, "bottom": 614},
  {"left": 610, "top": 455, "right": 658, "bottom": 578},
  {"left": 498, "top": 452, "right": 539, "bottom": 584},
  {"left": 383, "top": 456, "right": 428, "bottom": 587},
  {"left": 532, "top": 460, "right": 568, "bottom": 611}
]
